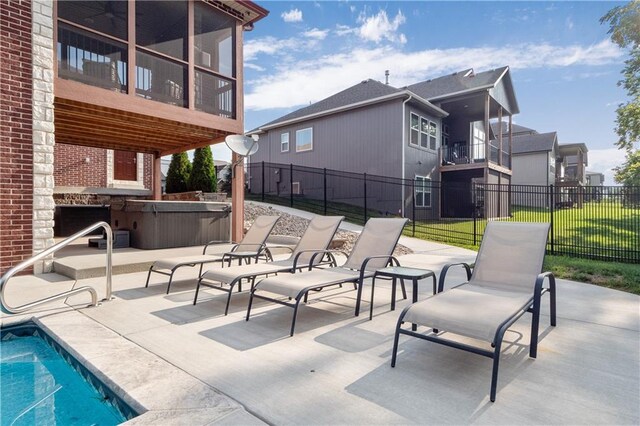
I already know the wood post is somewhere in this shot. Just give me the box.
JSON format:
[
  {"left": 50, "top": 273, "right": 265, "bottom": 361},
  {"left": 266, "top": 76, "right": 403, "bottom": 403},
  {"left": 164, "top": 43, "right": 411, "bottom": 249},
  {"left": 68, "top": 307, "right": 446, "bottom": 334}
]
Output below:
[
  {"left": 152, "top": 153, "right": 162, "bottom": 200},
  {"left": 498, "top": 106, "right": 503, "bottom": 166},
  {"left": 484, "top": 93, "right": 490, "bottom": 163},
  {"left": 231, "top": 152, "right": 244, "bottom": 243}
]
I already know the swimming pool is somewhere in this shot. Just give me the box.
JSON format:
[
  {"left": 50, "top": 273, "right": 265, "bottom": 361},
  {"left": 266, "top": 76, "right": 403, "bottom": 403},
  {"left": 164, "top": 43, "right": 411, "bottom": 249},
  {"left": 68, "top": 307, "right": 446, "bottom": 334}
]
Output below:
[{"left": 1, "top": 323, "right": 136, "bottom": 425}]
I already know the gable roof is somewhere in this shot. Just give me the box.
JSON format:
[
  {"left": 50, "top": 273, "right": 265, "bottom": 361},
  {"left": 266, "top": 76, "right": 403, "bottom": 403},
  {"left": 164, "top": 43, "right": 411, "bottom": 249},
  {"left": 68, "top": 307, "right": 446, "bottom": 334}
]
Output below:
[
  {"left": 252, "top": 79, "right": 447, "bottom": 132},
  {"left": 407, "top": 67, "right": 509, "bottom": 100},
  {"left": 511, "top": 132, "right": 558, "bottom": 154},
  {"left": 491, "top": 121, "right": 537, "bottom": 136}
]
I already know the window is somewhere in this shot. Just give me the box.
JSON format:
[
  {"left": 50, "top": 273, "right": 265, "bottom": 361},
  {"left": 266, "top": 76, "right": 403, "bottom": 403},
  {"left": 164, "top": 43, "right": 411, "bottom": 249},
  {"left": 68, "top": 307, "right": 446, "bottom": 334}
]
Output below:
[
  {"left": 136, "top": 0, "right": 188, "bottom": 61},
  {"left": 471, "top": 122, "right": 486, "bottom": 160},
  {"left": 410, "top": 113, "right": 419, "bottom": 146},
  {"left": 415, "top": 176, "right": 431, "bottom": 208},
  {"left": 58, "top": 1, "right": 128, "bottom": 40},
  {"left": 281, "top": 133, "right": 290, "bottom": 152},
  {"left": 296, "top": 128, "right": 313, "bottom": 152},
  {"left": 194, "top": 2, "right": 235, "bottom": 77},
  {"left": 410, "top": 113, "right": 438, "bottom": 151}
]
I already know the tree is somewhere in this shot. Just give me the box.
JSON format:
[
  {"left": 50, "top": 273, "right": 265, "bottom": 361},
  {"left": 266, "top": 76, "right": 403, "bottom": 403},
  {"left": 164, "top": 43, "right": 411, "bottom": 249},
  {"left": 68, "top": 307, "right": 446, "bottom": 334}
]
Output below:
[
  {"left": 165, "top": 152, "right": 191, "bottom": 193},
  {"left": 189, "top": 146, "right": 217, "bottom": 192},
  {"left": 219, "top": 165, "right": 232, "bottom": 196},
  {"left": 601, "top": 1, "right": 640, "bottom": 185}
]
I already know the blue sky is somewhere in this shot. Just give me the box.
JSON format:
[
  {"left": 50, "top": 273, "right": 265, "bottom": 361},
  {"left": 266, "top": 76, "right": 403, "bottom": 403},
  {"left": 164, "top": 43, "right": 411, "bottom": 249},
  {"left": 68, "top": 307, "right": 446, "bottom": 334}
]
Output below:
[{"left": 213, "top": 1, "right": 629, "bottom": 183}]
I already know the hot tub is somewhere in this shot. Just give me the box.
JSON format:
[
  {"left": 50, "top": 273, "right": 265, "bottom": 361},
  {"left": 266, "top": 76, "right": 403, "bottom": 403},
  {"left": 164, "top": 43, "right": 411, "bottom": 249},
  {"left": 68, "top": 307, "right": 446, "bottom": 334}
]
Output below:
[{"left": 111, "top": 200, "right": 231, "bottom": 249}]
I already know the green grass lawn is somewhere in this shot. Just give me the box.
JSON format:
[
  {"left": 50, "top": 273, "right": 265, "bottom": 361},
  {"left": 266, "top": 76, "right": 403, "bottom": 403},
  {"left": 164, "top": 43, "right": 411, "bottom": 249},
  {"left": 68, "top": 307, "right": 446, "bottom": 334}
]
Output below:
[{"left": 247, "top": 193, "right": 640, "bottom": 294}]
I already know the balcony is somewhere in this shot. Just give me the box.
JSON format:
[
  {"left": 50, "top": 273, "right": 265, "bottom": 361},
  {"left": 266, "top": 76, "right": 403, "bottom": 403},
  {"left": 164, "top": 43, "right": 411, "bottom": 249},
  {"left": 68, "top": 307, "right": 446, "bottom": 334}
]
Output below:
[{"left": 440, "top": 142, "right": 510, "bottom": 170}]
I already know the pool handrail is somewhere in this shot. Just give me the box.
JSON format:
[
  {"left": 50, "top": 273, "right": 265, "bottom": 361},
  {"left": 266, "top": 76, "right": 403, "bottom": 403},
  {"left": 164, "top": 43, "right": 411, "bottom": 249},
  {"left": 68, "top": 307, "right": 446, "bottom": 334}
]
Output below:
[{"left": 0, "top": 221, "right": 113, "bottom": 314}]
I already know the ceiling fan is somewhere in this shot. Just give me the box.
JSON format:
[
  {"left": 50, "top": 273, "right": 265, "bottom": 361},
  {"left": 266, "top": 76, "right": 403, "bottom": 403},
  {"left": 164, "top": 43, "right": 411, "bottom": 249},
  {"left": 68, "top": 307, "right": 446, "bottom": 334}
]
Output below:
[{"left": 82, "top": 1, "right": 128, "bottom": 27}]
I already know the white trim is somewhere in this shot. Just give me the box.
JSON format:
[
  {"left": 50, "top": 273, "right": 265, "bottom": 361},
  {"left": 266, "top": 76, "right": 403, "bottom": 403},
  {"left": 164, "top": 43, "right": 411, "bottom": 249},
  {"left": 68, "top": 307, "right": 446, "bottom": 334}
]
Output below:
[
  {"left": 280, "top": 132, "right": 290, "bottom": 152},
  {"left": 401, "top": 95, "right": 412, "bottom": 217},
  {"left": 414, "top": 175, "right": 432, "bottom": 208},
  {"left": 253, "top": 90, "right": 448, "bottom": 134},
  {"left": 107, "top": 150, "right": 146, "bottom": 189},
  {"left": 295, "top": 127, "right": 313, "bottom": 153}
]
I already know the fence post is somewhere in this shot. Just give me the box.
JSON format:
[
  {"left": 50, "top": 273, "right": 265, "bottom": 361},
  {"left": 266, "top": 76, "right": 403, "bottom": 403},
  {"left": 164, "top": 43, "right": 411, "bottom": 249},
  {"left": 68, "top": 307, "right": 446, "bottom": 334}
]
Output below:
[
  {"left": 289, "top": 163, "right": 293, "bottom": 207},
  {"left": 323, "top": 168, "right": 327, "bottom": 216},
  {"left": 549, "top": 184, "right": 555, "bottom": 254},
  {"left": 363, "top": 173, "right": 368, "bottom": 223},
  {"left": 412, "top": 179, "right": 416, "bottom": 237},
  {"left": 472, "top": 182, "right": 477, "bottom": 246},
  {"left": 261, "top": 161, "right": 265, "bottom": 202}
]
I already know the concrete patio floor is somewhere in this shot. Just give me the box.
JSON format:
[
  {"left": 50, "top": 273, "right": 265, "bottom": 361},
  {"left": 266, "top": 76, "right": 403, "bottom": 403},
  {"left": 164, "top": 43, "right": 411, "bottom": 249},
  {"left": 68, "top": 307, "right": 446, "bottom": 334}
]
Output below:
[{"left": 1, "top": 225, "right": 639, "bottom": 424}]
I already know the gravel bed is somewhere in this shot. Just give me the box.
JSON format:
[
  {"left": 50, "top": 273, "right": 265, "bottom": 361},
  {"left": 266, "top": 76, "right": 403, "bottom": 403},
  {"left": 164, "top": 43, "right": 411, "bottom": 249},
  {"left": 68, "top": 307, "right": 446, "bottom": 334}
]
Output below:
[{"left": 244, "top": 202, "right": 412, "bottom": 257}]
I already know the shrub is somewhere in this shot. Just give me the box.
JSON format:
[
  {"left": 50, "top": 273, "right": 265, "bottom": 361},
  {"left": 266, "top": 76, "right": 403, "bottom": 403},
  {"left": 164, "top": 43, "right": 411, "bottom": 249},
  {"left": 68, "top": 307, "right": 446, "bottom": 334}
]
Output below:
[
  {"left": 165, "top": 152, "right": 191, "bottom": 194},
  {"left": 189, "top": 146, "right": 217, "bottom": 192}
]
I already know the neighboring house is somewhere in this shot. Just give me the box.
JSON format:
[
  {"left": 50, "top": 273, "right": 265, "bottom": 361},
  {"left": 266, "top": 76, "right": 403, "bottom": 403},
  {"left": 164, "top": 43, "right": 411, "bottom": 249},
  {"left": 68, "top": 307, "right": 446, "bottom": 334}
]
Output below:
[
  {"left": 490, "top": 122, "right": 558, "bottom": 207},
  {"left": 586, "top": 171, "right": 605, "bottom": 186},
  {"left": 1, "top": 0, "right": 267, "bottom": 273},
  {"left": 249, "top": 67, "right": 519, "bottom": 219},
  {"left": 585, "top": 170, "right": 605, "bottom": 202},
  {"left": 557, "top": 143, "right": 589, "bottom": 186}
]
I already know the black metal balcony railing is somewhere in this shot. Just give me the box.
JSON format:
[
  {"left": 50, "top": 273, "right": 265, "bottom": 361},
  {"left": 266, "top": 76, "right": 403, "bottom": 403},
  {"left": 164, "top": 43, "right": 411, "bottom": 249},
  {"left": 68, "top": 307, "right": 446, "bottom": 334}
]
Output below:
[
  {"left": 195, "top": 70, "right": 235, "bottom": 118},
  {"left": 57, "top": 24, "right": 128, "bottom": 93},
  {"left": 441, "top": 143, "right": 510, "bottom": 168},
  {"left": 135, "top": 51, "right": 188, "bottom": 108}
]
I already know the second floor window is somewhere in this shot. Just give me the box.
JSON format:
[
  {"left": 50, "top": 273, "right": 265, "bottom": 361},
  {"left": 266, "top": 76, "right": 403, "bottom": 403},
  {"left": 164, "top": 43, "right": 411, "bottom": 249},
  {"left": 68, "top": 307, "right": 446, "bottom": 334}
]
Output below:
[
  {"left": 410, "top": 113, "right": 438, "bottom": 151},
  {"left": 415, "top": 175, "right": 432, "bottom": 208},
  {"left": 296, "top": 128, "right": 313, "bottom": 152},
  {"left": 281, "top": 133, "right": 290, "bottom": 152}
]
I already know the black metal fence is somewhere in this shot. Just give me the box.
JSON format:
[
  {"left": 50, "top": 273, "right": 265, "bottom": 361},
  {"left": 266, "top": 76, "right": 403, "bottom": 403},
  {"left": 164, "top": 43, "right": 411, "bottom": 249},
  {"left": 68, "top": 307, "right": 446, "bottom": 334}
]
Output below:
[{"left": 246, "top": 161, "right": 640, "bottom": 263}]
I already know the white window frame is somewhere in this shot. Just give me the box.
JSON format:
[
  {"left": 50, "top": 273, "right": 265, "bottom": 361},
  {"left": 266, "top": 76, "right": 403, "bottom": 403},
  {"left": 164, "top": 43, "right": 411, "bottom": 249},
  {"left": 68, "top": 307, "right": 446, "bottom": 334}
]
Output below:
[
  {"left": 280, "top": 132, "right": 289, "bottom": 152},
  {"left": 471, "top": 122, "right": 486, "bottom": 160},
  {"left": 414, "top": 175, "right": 432, "bottom": 208},
  {"left": 292, "top": 181, "right": 301, "bottom": 195},
  {"left": 295, "top": 127, "right": 313, "bottom": 152},
  {"left": 409, "top": 112, "right": 438, "bottom": 151}
]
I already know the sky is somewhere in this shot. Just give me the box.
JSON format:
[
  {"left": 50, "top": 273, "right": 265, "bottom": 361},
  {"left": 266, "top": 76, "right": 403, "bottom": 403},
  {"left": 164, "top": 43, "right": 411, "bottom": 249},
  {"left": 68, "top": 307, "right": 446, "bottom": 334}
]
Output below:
[{"left": 211, "top": 0, "right": 630, "bottom": 184}]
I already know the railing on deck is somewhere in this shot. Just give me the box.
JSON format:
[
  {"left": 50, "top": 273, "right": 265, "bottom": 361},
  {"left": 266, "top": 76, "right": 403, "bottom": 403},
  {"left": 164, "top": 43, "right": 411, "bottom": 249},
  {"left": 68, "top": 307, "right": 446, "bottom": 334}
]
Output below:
[{"left": 0, "top": 222, "right": 113, "bottom": 314}]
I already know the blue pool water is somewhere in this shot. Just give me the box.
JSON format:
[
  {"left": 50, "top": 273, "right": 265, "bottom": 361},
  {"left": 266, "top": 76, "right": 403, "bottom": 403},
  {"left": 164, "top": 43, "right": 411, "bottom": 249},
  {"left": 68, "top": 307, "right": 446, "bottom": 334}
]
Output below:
[{"left": 1, "top": 324, "right": 133, "bottom": 426}]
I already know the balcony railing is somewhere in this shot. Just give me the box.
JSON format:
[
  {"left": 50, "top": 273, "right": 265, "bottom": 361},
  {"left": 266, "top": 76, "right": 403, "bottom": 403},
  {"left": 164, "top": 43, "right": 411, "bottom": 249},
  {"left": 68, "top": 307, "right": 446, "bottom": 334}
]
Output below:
[
  {"left": 57, "top": 24, "right": 128, "bottom": 93},
  {"left": 441, "top": 142, "right": 510, "bottom": 168},
  {"left": 135, "top": 51, "right": 188, "bottom": 108}
]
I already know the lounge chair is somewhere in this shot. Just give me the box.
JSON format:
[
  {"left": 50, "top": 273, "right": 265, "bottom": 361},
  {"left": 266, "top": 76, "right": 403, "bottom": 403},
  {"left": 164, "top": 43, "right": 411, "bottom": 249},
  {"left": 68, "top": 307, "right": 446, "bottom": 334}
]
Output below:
[
  {"left": 193, "top": 215, "right": 345, "bottom": 314},
  {"left": 391, "top": 221, "right": 557, "bottom": 402},
  {"left": 145, "top": 215, "right": 280, "bottom": 294},
  {"left": 246, "top": 218, "right": 408, "bottom": 336}
]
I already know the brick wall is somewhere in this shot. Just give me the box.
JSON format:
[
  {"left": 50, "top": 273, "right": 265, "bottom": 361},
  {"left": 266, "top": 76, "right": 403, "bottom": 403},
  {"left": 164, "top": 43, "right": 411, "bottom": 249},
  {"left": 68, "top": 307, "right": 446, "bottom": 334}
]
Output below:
[
  {"left": 0, "top": 0, "right": 34, "bottom": 274},
  {"left": 54, "top": 143, "right": 108, "bottom": 187}
]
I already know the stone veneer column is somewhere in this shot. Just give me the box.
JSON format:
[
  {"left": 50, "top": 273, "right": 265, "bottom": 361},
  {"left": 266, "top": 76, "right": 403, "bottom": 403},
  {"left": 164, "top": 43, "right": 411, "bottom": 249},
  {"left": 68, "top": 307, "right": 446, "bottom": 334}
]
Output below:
[{"left": 31, "top": 0, "right": 55, "bottom": 273}]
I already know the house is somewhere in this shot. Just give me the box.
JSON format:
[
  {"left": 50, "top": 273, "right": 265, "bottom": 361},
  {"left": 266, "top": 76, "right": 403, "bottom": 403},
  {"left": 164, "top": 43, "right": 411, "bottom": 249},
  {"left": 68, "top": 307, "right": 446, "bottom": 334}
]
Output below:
[
  {"left": 1, "top": 0, "right": 268, "bottom": 273},
  {"left": 557, "top": 143, "right": 589, "bottom": 186},
  {"left": 249, "top": 67, "right": 520, "bottom": 219},
  {"left": 586, "top": 171, "right": 605, "bottom": 186}
]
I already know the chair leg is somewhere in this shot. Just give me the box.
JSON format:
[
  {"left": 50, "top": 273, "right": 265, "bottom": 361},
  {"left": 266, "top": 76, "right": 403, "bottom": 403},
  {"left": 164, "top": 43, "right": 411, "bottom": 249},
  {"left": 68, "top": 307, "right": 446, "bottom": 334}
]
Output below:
[
  {"left": 303, "top": 291, "right": 309, "bottom": 304},
  {"left": 391, "top": 311, "right": 407, "bottom": 368},
  {"left": 145, "top": 267, "right": 153, "bottom": 288},
  {"left": 224, "top": 284, "right": 235, "bottom": 315},
  {"left": 490, "top": 335, "right": 504, "bottom": 402},
  {"left": 246, "top": 290, "right": 255, "bottom": 321},
  {"left": 400, "top": 278, "right": 407, "bottom": 300},
  {"left": 369, "top": 277, "right": 376, "bottom": 320},
  {"left": 290, "top": 295, "right": 304, "bottom": 336},
  {"left": 550, "top": 277, "right": 557, "bottom": 327},
  {"left": 391, "top": 278, "right": 397, "bottom": 311},
  {"left": 193, "top": 277, "right": 203, "bottom": 305},
  {"left": 166, "top": 270, "right": 177, "bottom": 294}
]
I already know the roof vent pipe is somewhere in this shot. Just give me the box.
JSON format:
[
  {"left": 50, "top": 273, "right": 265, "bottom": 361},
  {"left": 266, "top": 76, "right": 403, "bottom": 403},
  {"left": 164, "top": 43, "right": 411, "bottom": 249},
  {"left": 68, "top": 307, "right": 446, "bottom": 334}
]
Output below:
[{"left": 385, "top": 70, "right": 390, "bottom": 85}]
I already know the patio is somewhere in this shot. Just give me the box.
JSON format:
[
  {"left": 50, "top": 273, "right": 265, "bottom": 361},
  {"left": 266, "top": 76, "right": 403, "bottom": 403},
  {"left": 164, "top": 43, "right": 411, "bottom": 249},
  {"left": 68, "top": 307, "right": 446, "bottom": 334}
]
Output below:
[{"left": 1, "top": 218, "right": 638, "bottom": 425}]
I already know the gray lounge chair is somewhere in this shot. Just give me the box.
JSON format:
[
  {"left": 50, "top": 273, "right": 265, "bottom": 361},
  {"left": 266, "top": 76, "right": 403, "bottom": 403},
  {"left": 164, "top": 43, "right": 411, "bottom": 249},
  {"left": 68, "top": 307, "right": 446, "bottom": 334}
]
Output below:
[
  {"left": 145, "top": 215, "right": 280, "bottom": 294},
  {"left": 391, "top": 221, "right": 557, "bottom": 402},
  {"left": 246, "top": 218, "right": 408, "bottom": 336},
  {"left": 193, "top": 215, "right": 345, "bottom": 314}
]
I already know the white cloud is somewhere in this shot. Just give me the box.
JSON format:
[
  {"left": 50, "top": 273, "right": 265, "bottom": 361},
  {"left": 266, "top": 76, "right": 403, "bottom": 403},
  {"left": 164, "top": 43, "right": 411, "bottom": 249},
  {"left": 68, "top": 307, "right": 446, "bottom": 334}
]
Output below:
[
  {"left": 587, "top": 148, "right": 627, "bottom": 185},
  {"left": 281, "top": 8, "right": 303, "bottom": 23},
  {"left": 357, "top": 10, "right": 407, "bottom": 44},
  {"left": 350, "top": 5, "right": 356, "bottom": 13},
  {"left": 245, "top": 63, "right": 265, "bottom": 72},
  {"left": 566, "top": 16, "right": 574, "bottom": 30},
  {"left": 303, "top": 28, "right": 329, "bottom": 40},
  {"left": 244, "top": 39, "right": 623, "bottom": 111}
]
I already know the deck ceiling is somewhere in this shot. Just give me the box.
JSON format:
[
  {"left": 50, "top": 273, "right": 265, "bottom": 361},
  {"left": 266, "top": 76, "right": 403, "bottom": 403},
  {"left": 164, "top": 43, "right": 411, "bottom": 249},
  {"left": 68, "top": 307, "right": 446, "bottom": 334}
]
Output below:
[{"left": 54, "top": 98, "right": 230, "bottom": 155}]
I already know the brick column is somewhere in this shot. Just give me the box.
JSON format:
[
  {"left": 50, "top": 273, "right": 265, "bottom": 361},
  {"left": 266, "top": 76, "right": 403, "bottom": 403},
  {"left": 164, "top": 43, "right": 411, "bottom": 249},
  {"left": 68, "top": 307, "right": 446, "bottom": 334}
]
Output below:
[
  {"left": 31, "top": 0, "right": 56, "bottom": 273},
  {"left": 0, "top": 0, "right": 34, "bottom": 274}
]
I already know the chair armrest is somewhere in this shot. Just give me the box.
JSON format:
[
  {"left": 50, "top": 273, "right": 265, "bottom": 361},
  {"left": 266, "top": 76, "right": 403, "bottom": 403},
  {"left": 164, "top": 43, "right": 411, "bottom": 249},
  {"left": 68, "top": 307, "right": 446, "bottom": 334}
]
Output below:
[
  {"left": 294, "top": 250, "right": 349, "bottom": 271},
  {"left": 203, "top": 240, "right": 234, "bottom": 255},
  {"left": 533, "top": 271, "right": 556, "bottom": 306},
  {"left": 265, "top": 245, "right": 295, "bottom": 253},
  {"left": 437, "top": 262, "right": 473, "bottom": 293},
  {"left": 358, "top": 255, "right": 400, "bottom": 280}
]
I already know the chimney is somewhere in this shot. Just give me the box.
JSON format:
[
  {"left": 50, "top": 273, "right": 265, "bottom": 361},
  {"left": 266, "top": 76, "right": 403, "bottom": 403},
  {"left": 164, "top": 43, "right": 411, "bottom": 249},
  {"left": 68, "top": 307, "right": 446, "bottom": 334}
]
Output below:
[{"left": 385, "top": 70, "right": 389, "bottom": 85}]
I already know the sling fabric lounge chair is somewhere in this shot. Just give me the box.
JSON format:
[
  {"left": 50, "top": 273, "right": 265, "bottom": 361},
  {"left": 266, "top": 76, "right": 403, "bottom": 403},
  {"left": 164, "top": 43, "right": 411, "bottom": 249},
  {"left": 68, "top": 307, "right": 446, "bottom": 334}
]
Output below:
[
  {"left": 145, "top": 215, "right": 280, "bottom": 294},
  {"left": 391, "top": 221, "right": 557, "bottom": 402},
  {"left": 246, "top": 218, "right": 408, "bottom": 336},
  {"left": 193, "top": 215, "right": 345, "bottom": 314}
]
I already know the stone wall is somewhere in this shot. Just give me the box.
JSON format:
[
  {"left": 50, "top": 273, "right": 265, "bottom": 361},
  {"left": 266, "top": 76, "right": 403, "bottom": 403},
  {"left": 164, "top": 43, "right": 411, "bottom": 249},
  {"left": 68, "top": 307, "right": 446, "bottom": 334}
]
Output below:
[
  {"left": 0, "top": 0, "right": 34, "bottom": 274},
  {"left": 31, "top": 0, "right": 55, "bottom": 273}
]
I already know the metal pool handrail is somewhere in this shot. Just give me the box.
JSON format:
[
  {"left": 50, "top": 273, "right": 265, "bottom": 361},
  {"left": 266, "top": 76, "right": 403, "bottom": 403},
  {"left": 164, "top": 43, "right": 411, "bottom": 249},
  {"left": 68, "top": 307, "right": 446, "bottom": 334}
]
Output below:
[{"left": 0, "top": 221, "right": 113, "bottom": 314}]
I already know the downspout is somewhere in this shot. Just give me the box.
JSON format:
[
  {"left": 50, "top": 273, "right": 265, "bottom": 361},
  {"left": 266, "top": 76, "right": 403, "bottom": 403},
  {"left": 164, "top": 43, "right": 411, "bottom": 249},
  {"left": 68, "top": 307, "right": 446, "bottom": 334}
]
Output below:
[{"left": 401, "top": 93, "right": 412, "bottom": 217}]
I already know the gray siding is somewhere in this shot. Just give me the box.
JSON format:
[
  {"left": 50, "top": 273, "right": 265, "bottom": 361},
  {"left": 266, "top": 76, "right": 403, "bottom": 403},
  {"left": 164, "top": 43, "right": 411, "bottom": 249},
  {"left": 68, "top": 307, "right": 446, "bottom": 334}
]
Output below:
[
  {"left": 490, "top": 79, "right": 517, "bottom": 115},
  {"left": 512, "top": 152, "right": 551, "bottom": 186},
  {"left": 251, "top": 100, "right": 403, "bottom": 177}
]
